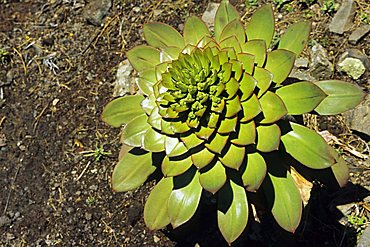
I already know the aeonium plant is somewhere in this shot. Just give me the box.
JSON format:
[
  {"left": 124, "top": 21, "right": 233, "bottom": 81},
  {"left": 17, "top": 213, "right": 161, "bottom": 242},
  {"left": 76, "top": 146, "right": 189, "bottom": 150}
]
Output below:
[{"left": 102, "top": 1, "right": 365, "bottom": 244}]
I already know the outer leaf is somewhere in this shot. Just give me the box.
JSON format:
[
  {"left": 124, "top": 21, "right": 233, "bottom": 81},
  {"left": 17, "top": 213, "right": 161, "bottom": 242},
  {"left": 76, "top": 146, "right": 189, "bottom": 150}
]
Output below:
[
  {"left": 219, "top": 144, "right": 245, "bottom": 170},
  {"left": 214, "top": 0, "right": 240, "bottom": 42},
  {"left": 144, "top": 23, "right": 185, "bottom": 48},
  {"left": 160, "top": 46, "right": 181, "bottom": 62},
  {"left": 281, "top": 122, "right": 336, "bottom": 169},
  {"left": 112, "top": 150, "right": 156, "bottom": 192},
  {"left": 225, "top": 96, "right": 242, "bottom": 118},
  {"left": 259, "top": 91, "right": 287, "bottom": 124},
  {"left": 329, "top": 146, "right": 349, "bottom": 188},
  {"left": 256, "top": 124, "right": 281, "bottom": 152},
  {"left": 144, "top": 177, "right": 173, "bottom": 229},
  {"left": 184, "top": 16, "right": 210, "bottom": 45},
  {"left": 279, "top": 21, "right": 311, "bottom": 56},
  {"left": 264, "top": 49, "right": 296, "bottom": 85},
  {"left": 137, "top": 69, "right": 156, "bottom": 95},
  {"left": 218, "top": 117, "right": 238, "bottom": 134},
  {"left": 218, "top": 180, "right": 249, "bottom": 245},
  {"left": 162, "top": 155, "right": 193, "bottom": 177},
  {"left": 102, "top": 95, "right": 145, "bottom": 127},
  {"left": 314, "top": 80, "right": 365, "bottom": 115},
  {"left": 263, "top": 163, "right": 302, "bottom": 233},
  {"left": 242, "top": 152, "right": 267, "bottom": 192},
  {"left": 276, "top": 81, "right": 327, "bottom": 114},
  {"left": 220, "top": 19, "right": 245, "bottom": 43},
  {"left": 199, "top": 161, "right": 227, "bottom": 194},
  {"left": 121, "top": 114, "right": 151, "bottom": 147},
  {"left": 168, "top": 170, "right": 202, "bottom": 228},
  {"left": 245, "top": 4, "right": 274, "bottom": 47},
  {"left": 127, "top": 45, "right": 161, "bottom": 72},
  {"left": 143, "top": 128, "right": 165, "bottom": 152}
]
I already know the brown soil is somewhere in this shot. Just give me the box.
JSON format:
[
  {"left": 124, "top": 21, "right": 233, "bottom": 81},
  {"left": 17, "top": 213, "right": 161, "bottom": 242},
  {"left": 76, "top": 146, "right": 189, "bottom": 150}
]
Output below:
[{"left": 0, "top": 0, "right": 369, "bottom": 246}]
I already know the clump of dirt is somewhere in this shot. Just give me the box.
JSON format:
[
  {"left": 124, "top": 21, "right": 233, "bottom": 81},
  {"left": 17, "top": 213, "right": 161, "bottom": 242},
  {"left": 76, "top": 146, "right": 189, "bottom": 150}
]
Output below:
[{"left": 0, "top": 0, "right": 369, "bottom": 246}]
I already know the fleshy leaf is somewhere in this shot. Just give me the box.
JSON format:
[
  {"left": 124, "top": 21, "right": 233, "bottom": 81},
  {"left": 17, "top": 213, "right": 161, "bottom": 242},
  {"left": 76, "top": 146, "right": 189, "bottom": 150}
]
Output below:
[
  {"left": 165, "top": 136, "right": 188, "bottom": 157},
  {"left": 314, "top": 80, "right": 365, "bottom": 115},
  {"left": 278, "top": 21, "right": 311, "bottom": 56},
  {"left": 144, "top": 177, "right": 173, "bottom": 229},
  {"left": 276, "top": 81, "right": 327, "bottom": 114},
  {"left": 112, "top": 149, "right": 156, "bottom": 192},
  {"left": 242, "top": 40, "right": 266, "bottom": 66},
  {"left": 218, "top": 180, "right": 249, "bottom": 245},
  {"left": 220, "top": 19, "right": 246, "bottom": 43},
  {"left": 137, "top": 69, "right": 156, "bottom": 95},
  {"left": 205, "top": 133, "right": 229, "bottom": 154},
  {"left": 160, "top": 46, "right": 181, "bottom": 62},
  {"left": 263, "top": 162, "right": 302, "bottom": 233},
  {"left": 231, "top": 121, "right": 256, "bottom": 146},
  {"left": 144, "top": 23, "right": 185, "bottom": 48},
  {"left": 281, "top": 122, "right": 336, "bottom": 169},
  {"left": 240, "top": 94, "right": 261, "bottom": 122},
  {"left": 102, "top": 95, "right": 145, "bottom": 127},
  {"left": 121, "top": 114, "right": 151, "bottom": 147},
  {"left": 143, "top": 128, "right": 166, "bottom": 152},
  {"left": 219, "top": 36, "right": 242, "bottom": 54},
  {"left": 239, "top": 73, "right": 257, "bottom": 101},
  {"left": 259, "top": 91, "right": 287, "bottom": 124},
  {"left": 219, "top": 144, "right": 245, "bottom": 170},
  {"left": 184, "top": 16, "right": 210, "bottom": 45},
  {"left": 242, "top": 152, "right": 267, "bottom": 192},
  {"left": 225, "top": 96, "right": 241, "bottom": 118},
  {"left": 214, "top": 0, "right": 240, "bottom": 42},
  {"left": 199, "top": 161, "right": 227, "bottom": 194},
  {"left": 264, "top": 49, "right": 295, "bottom": 85},
  {"left": 254, "top": 67, "right": 273, "bottom": 97},
  {"left": 218, "top": 116, "right": 238, "bottom": 134},
  {"left": 181, "top": 133, "right": 204, "bottom": 150},
  {"left": 256, "top": 124, "right": 281, "bottom": 152},
  {"left": 192, "top": 147, "right": 215, "bottom": 169},
  {"left": 168, "top": 170, "right": 202, "bottom": 228},
  {"left": 162, "top": 155, "right": 193, "bottom": 177},
  {"left": 127, "top": 45, "right": 161, "bottom": 72},
  {"left": 245, "top": 4, "right": 274, "bottom": 48},
  {"left": 237, "top": 54, "right": 255, "bottom": 75}
]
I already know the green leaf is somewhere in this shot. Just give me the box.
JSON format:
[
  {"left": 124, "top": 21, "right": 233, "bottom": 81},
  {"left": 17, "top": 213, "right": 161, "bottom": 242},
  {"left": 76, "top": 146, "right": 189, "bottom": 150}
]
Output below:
[
  {"left": 218, "top": 116, "right": 238, "bottom": 134},
  {"left": 219, "top": 36, "right": 242, "bottom": 54},
  {"left": 225, "top": 77, "right": 240, "bottom": 99},
  {"left": 181, "top": 133, "right": 204, "bottom": 150},
  {"left": 259, "top": 91, "right": 287, "bottom": 124},
  {"left": 264, "top": 49, "right": 296, "bottom": 85},
  {"left": 240, "top": 94, "right": 261, "bottom": 122},
  {"left": 127, "top": 45, "right": 161, "bottom": 72},
  {"left": 196, "top": 126, "right": 215, "bottom": 140},
  {"left": 276, "top": 81, "right": 327, "bottom": 115},
  {"left": 219, "top": 144, "right": 245, "bottom": 170},
  {"left": 237, "top": 54, "right": 255, "bottom": 75},
  {"left": 137, "top": 69, "right": 156, "bottom": 95},
  {"left": 148, "top": 107, "right": 162, "bottom": 131},
  {"left": 220, "top": 19, "right": 245, "bottom": 43},
  {"left": 256, "top": 124, "right": 281, "bottom": 152},
  {"left": 141, "top": 94, "right": 156, "bottom": 115},
  {"left": 160, "top": 46, "right": 181, "bottom": 62},
  {"left": 162, "top": 155, "right": 193, "bottom": 177},
  {"left": 112, "top": 150, "right": 156, "bottom": 192},
  {"left": 191, "top": 148, "right": 215, "bottom": 169},
  {"left": 165, "top": 136, "right": 188, "bottom": 157},
  {"left": 242, "top": 152, "right": 266, "bottom": 192},
  {"left": 253, "top": 67, "right": 273, "bottom": 97},
  {"left": 225, "top": 96, "right": 242, "bottom": 118},
  {"left": 218, "top": 180, "right": 249, "bottom": 245},
  {"left": 144, "top": 23, "right": 185, "bottom": 48},
  {"left": 199, "top": 161, "right": 227, "bottom": 194},
  {"left": 279, "top": 21, "right": 311, "bottom": 57},
  {"left": 242, "top": 40, "right": 266, "bottom": 66},
  {"left": 314, "top": 80, "right": 365, "bottom": 115},
  {"left": 121, "top": 114, "right": 151, "bottom": 147},
  {"left": 205, "top": 133, "right": 229, "bottom": 154},
  {"left": 168, "top": 170, "right": 202, "bottom": 228},
  {"left": 239, "top": 73, "right": 257, "bottom": 101},
  {"left": 281, "top": 122, "right": 336, "bottom": 169},
  {"left": 245, "top": 4, "right": 274, "bottom": 47},
  {"left": 144, "top": 177, "right": 173, "bottom": 229},
  {"left": 143, "top": 128, "right": 165, "bottom": 152},
  {"left": 263, "top": 162, "right": 302, "bottom": 233},
  {"left": 102, "top": 95, "right": 145, "bottom": 127},
  {"left": 214, "top": 0, "right": 240, "bottom": 42},
  {"left": 329, "top": 146, "right": 349, "bottom": 188},
  {"left": 231, "top": 121, "right": 256, "bottom": 146},
  {"left": 184, "top": 16, "right": 210, "bottom": 45}
]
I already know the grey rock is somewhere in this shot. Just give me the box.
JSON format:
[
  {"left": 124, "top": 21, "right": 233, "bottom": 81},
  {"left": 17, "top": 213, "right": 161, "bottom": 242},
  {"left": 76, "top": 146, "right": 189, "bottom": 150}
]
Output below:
[
  {"left": 337, "top": 49, "right": 369, "bottom": 79},
  {"left": 113, "top": 60, "right": 135, "bottom": 97},
  {"left": 289, "top": 68, "right": 316, "bottom": 81},
  {"left": 83, "top": 0, "right": 112, "bottom": 26},
  {"left": 358, "top": 224, "right": 370, "bottom": 247},
  {"left": 0, "top": 215, "right": 11, "bottom": 227},
  {"left": 201, "top": 2, "right": 220, "bottom": 31},
  {"left": 343, "top": 95, "right": 369, "bottom": 136},
  {"left": 329, "top": 0, "right": 356, "bottom": 34},
  {"left": 294, "top": 57, "right": 309, "bottom": 68},
  {"left": 349, "top": 25, "right": 370, "bottom": 44},
  {"left": 309, "top": 42, "right": 334, "bottom": 79}
]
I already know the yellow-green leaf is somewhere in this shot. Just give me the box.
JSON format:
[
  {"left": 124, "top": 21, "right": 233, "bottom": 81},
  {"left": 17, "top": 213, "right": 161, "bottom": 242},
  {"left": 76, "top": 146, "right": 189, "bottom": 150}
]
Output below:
[
  {"left": 192, "top": 147, "right": 215, "bottom": 169},
  {"left": 279, "top": 21, "right": 311, "bottom": 57},
  {"left": 220, "top": 19, "right": 245, "bottom": 43},
  {"left": 121, "top": 114, "right": 151, "bottom": 147},
  {"left": 242, "top": 40, "right": 266, "bottom": 66},
  {"left": 184, "top": 16, "right": 210, "bottom": 45},
  {"left": 241, "top": 94, "right": 262, "bottom": 122},
  {"left": 256, "top": 124, "right": 281, "bottom": 152},
  {"left": 165, "top": 136, "right": 188, "bottom": 157},
  {"left": 162, "top": 155, "right": 193, "bottom": 177},
  {"left": 199, "top": 161, "right": 227, "bottom": 194},
  {"left": 143, "top": 128, "right": 165, "bottom": 152},
  {"left": 219, "top": 144, "right": 245, "bottom": 170},
  {"left": 239, "top": 73, "right": 257, "bottom": 101},
  {"left": 214, "top": 0, "right": 240, "bottom": 42},
  {"left": 254, "top": 67, "right": 273, "bottom": 97},
  {"left": 259, "top": 91, "right": 287, "bottom": 124},
  {"left": 241, "top": 152, "right": 266, "bottom": 192},
  {"left": 231, "top": 120, "right": 256, "bottom": 146},
  {"left": 205, "top": 133, "right": 229, "bottom": 154},
  {"left": 144, "top": 23, "right": 184, "bottom": 48},
  {"left": 144, "top": 177, "right": 173, "bottom": 229},
  {"left": 264, "top": 49, "right": 296, "bottom": 85},
  {"left": 127, "top": 45, "right": 161, "bottom": 72},
  {"left": 245, "top": 4, "right": 274, "bottom": 47}
]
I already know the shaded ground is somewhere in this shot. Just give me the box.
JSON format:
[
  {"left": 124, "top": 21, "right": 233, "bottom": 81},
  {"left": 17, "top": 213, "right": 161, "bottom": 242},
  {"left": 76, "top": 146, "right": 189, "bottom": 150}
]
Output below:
[{"left": 0, "top": 0, "right": 369, "bottom": 246}]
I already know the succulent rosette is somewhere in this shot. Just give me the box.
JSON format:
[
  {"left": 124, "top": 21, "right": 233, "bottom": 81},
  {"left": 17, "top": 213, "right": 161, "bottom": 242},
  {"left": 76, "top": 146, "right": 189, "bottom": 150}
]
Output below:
[{"left": 102, "top": 1, "right": 365, "bottom": 244}]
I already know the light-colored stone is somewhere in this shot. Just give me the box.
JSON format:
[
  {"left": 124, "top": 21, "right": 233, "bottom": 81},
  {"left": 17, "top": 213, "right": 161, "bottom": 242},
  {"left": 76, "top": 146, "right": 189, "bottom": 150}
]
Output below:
[
  {"left": 349, "top": 25, "right": 370, "bottom": 44},
  {"left": 357, "top": 225, "right": 370, "bottom": 247},
  {"left": 343, "top": 95, "right": 369, "bottom": 136},
  {"left": 201, "top": 2, "right": 220, "bottom": 30},
  {"left": 113, "top": 60, "right": 136, "bottom": 97},
  {"left": 337, "top": 58, "right": 366, "bottom": 79},
  {"left": 309, "top": 41, "right": 334, "bottom": 79},
  {"left": 83, "top": 0, "right": 112, "bottom": 26},
  {"left": 329, "top": 0, "right": 356, "bottom": 34}
]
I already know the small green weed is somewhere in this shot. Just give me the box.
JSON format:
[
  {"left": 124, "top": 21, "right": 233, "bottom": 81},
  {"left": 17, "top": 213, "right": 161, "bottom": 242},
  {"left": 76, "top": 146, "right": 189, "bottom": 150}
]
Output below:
[
  {"left": 81, "top": 143, "right": 112, "bottom": 162},
  {"left": 321, "top": 0, "right": 338, "bottom": 14}
]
